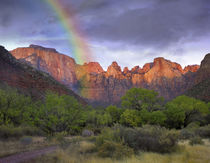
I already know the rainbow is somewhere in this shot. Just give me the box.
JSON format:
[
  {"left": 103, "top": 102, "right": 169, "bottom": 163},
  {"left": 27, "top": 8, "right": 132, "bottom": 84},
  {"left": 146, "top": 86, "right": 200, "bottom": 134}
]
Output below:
[
  {"left": 44, "top": 0, "right": 92, "bottom": 64},
  {"left": 44, "top": 0, "right": 94, "bottom": 98}
]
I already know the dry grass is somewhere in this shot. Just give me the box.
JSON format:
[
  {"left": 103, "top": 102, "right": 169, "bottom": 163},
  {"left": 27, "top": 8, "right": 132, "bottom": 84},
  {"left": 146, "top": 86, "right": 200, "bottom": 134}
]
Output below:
[
  {"left": 0, "top": 137, "right": 54, "bottom": 158},
  {"left": 28, "top": 139, "right": 210, "bottom": 163}
]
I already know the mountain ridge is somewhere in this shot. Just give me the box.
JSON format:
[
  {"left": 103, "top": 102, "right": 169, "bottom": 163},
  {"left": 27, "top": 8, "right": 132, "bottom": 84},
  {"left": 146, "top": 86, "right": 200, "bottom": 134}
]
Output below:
[{"left": 10, "top": 44, "right": 206, "bottom": 105}]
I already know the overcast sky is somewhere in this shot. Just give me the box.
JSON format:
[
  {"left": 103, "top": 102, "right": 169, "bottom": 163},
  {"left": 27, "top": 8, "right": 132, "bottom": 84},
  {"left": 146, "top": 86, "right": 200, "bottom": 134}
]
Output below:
[{"left": 0, "top": 0, "right": 210, "bottom": 70}]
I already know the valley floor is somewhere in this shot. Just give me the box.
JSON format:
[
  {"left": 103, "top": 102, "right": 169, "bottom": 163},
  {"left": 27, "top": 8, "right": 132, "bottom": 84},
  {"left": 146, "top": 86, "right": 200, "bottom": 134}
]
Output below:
[{"left": 21, "top": 139, "right": 210, "bottom": 163}]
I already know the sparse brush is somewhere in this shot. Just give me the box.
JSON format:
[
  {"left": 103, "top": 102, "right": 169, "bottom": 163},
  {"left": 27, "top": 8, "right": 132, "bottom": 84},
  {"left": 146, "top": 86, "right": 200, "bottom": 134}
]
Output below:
[{"left": 189, "top": 137, "right": 204, "bottom": 146}]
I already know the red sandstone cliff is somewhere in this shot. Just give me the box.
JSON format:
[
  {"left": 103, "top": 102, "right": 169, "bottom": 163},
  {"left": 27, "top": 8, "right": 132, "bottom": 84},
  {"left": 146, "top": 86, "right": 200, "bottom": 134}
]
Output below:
[
  {"left": 0, "top": 46, "right": 86, "bottom": 104},
  {"left": 11, "top": 45, "right": 78, "bottom": 87},
  {"left": 10, "top": 45, "right": 201, "bottom": 105}
]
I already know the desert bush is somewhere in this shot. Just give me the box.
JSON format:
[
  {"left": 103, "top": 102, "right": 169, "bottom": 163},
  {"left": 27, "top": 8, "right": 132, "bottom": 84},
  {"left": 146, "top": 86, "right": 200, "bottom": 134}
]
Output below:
[
  {"left": 55, "top": 132, "right": 67, "bottom": 142},
  {"left": 97, "top": 125, "right": 179, "bottom": 153},
  {"left": 179, "top": 122, "right": 201, "bottom": 139},
  {"left": 186, "top": 122, "right": 200, "bottom": 129},
  {"left": 125, "top": 126, "right": 178, "bottom": 153},
  {"left": 21, "top": 126, "right": 44, "bottom": 136},
  {"left": 113, "top": 125, "right": 178, "bottom": 153},
  {"left": 82, "top": 129, "right": 94, "bottom": 137},
  {"left": 78, "top": 141, "right": 96, "bottom": 154},
  {"left": 20, "top": 136, "right": 33, "bottom": 145},
  {"left": 97, "top": 140, "right": 134, "bottom": 159},
  {"left": 189, "top": 137, "right": 204, "bottom": 145},
  {"left": 195, "top": 125, "right": 210, "bottom": 138},
  {"left": 0, "top": 125, "right": 23, "bottom": 139},
  {"left": 54, "top": 132, "right": 70, "bottom": 149},
  {"left": 179, "top": 129, "right": 195, "bottom": 139},
  {"left": 0, "top": 125, "right": 43, "bottom": 139}
]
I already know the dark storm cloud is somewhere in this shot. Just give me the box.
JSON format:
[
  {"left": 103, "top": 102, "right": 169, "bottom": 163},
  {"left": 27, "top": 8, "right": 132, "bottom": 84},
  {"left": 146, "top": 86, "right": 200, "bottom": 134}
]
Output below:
[
  {"left": 1, "top": 0, "right": 210, "bottom": 67},
  {"left": 2, "top": 0, "right": 209, "bottom": 50},
  {"left": 0, "top": 0, "right": 35, "bottom": 27},
  {"left": 0, "top": 0, "right": 63, "bottom": 39},
  {"left": 72, "top": 0, "right": 210, "bottom": 49}
]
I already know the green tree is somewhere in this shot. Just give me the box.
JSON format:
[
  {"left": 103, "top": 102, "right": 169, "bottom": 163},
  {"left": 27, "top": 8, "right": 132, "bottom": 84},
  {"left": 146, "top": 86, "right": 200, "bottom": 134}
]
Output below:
[
  {"left": 121, "top": 88, "right": 164, "bottom": 111},
  {"left": 96, "top": 112, "right": 112, "bottom": 126},
  {"left": 149, "top": 111, "right": 166, "bottom": 126},
  {"left": 139, "top": 109, "right": 150, "bottom": 125},
  {"left": 207, "top": 102, "right": 210, "bottom": 110},
  {"left": 0, "top": 88, "right": 33, "bottom": 126},
  {"left": 37, "top": 92, "right": 85, "bottom": 135},
  {"left": 120, "top": 109, "right": 142, "bottom": 127},
  {"left": 105, "top": 105, "right": 123, "bottom": 124},
  {"left": 165, "top": 95, "right": 209, "bottom": 128},
  {"left": 164, "top": 102, "right": 185, "bottom": 128}
]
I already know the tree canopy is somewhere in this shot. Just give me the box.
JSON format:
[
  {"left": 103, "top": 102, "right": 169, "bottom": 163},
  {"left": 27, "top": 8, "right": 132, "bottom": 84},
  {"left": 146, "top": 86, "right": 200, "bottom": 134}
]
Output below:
[{"left": 121, "top": 88, "right": 164, "bottom": 111}]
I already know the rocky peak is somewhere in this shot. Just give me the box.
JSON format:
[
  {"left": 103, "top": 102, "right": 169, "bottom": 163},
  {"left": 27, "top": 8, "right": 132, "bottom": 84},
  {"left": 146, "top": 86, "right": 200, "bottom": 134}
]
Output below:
[
  {"left": 131, "top": 66, "right": 140, "bottom": 73},
  {"left": 153, "top": 57, "right": 183, "bottom": 72},
  {"left": 0, "top": 46, "right": 18, "bottom": 65},
  {"left": 29, "top": 44, "right": 57, "bottom": 53},
  {"left": 183, "top": 65, "right": 200, "bottom": 73},
  {"left": 153, "top": 57, "right": 172, "bottom": 67},
  {"left": 106, "top": 61, "right": 123, "bottom": 77},
  {"left": 142, "top": 63, "right": 153, "bottom": 73},
  {"left": 144, "top": 57, "right": 184, "bottom": 83},
  {"left": 82, "top": 62, "right": 104, "bottom": 74},
  {"left": 199, "top": 53, "right": 210, "bottom": 70},
  {"left": 195, "top": 53, "right": 210, "bottom": 82},
  {"left": 123, "top": 67, "right": 130, "bottom": 74}
]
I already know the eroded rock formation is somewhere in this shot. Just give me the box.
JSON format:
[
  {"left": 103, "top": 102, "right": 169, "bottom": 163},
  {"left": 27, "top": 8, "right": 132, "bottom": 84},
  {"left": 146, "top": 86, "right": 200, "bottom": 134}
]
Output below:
[{"left": 10, "top": 45, "right": 203, "bottom": 105}]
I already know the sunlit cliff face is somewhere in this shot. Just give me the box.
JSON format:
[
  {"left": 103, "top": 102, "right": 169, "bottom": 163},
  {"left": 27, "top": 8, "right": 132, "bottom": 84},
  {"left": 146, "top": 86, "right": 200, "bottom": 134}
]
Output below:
[{"left": 10, "top": 45, "right": 201, "bottom": 104}]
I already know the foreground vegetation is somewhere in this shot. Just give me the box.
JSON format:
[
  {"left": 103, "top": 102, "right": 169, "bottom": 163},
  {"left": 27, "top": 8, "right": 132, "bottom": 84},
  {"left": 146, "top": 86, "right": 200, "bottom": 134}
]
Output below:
[
  {"left": 0, "top": 86, "right": 210, "bottom": 162},
  {"left": 0, "top": 137, "right": 54, "bottom": 158},
  {"left": 23, "top": 137, "right": 210, "bottom": 163},
  {"left": 0, "top": 87, "right": 209, "bottom": 135}
]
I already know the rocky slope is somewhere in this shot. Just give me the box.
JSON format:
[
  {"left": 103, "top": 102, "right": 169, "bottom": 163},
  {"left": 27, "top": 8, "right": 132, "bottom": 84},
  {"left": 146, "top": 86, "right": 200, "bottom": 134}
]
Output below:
[
  {"left": 185, "top": 53, "right": 210, "bottom": 102},
  {"left": 0, "top": 45, "right": 86, "bottom": 104},
  {"left": 11, "top": 45, "right": 203, "bottom": 105}
]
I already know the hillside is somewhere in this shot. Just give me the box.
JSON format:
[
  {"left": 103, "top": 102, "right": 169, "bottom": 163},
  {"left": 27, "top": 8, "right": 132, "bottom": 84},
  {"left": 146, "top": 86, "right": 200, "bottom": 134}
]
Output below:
[
  {"left": 185, "top": 53, "right": 210, "bottom": 102},
  {"left": 0, "top": 45, "right": 86, "bottom": 104}
]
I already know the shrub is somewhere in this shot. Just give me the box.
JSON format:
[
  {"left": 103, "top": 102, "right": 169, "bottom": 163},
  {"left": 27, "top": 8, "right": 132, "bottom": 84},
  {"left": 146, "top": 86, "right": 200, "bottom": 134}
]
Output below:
[
  {"left": 0, "top": 125, "right": 23, "bottom": 139},
  {"left": 0, "top": 125, "right": 43, "bottom": 139},
  {"left": 130, "top": 126, "right": 178, "bottom": 153},
  {"left": 54, "top": 132, "right": 70, "bottom": 149},
  {"left": 20, "top": 136, "right": 33, "bottom": 145},
  {"left": 97, "top": 125, "right": 179, "bottom": 153},
  {"left": 55, "top": 132, "right": 67, "bottom": 142},
  {"left": 179, "top": 129, "right": 195, "bottom": 139},
  {"left": 97, "top": 140, "right": 134, "bottom": 159},
  {"left": 186, "top": 122, "right": 200, "bottom": 129},
  {"left": 189, "top": 137, "right": 204, "bottom": 146},
  {"left": 82, "top": 129, "right": 94, "bottom": 137},
  {"left": 113, "top": 125, "right": 179, "bottom": 153},
  {"left": 21, "top": 126, "right": 44, "bottom": 136},
  {"left": 195, "top": 125, "right": 210, "bottom": 138},
  {"left": 78, "top": 141, "right": 96, "bottom": 154}
]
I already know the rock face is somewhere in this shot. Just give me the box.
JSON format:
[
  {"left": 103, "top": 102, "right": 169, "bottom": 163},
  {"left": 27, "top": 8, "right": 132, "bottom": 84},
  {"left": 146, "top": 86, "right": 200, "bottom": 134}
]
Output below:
[
  {"left": 0, "top": 46, "right": 86, "bottom": 104},
  {"left": 183, "top": 65, "right": 200, "bottom": 73},
  {"left": 10, "top": 45, "right": 206, "bottom": 105},
  {"left": 11, "top": 45, "right": 77, "bottom": 87},
  {"left": 185, "top": 54, "right": 210, "bottom": 102},
  {"left": 194, "top": 53, "right": 210, "bottom": 83}
]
